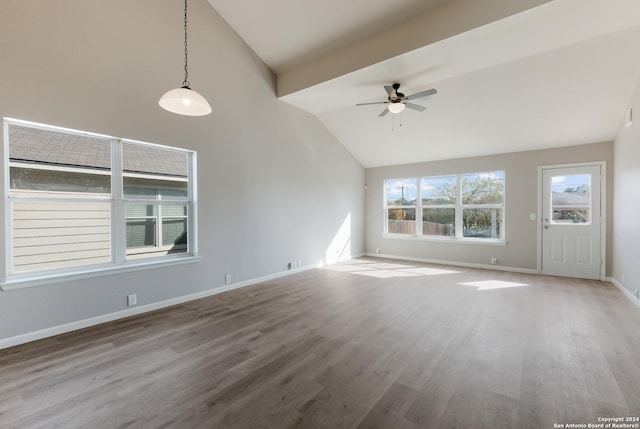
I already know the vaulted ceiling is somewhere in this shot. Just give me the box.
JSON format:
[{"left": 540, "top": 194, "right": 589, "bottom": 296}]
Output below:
[{"left": 207, "top": 0, "right": 640, "bottom": 167}]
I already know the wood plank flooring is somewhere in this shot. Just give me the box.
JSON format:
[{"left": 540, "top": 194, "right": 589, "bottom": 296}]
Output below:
[{"left": 1, "top": 258, "right": 639, "bottom": 428}]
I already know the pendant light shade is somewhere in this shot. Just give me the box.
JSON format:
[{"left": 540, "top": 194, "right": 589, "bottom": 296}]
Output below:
[
  {"left": 388, "top": 102, "right": 406, "bottom": 114},
  {"left": 159, "top": 86, "right": 212, "bottom": 116},
  {"left": 159, "top": 0, "right": 211, "bottom": 116}
]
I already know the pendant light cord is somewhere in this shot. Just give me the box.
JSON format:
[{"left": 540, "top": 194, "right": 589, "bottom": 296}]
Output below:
[{"left": 182, "top": 0, "right": 190, "bottom": 89}]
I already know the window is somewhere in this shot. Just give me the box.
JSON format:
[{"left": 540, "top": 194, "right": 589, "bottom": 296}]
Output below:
[
  {"left": 385, "top": 178, "right": 417, "bottom": 235},
  {"left": 3, "top": 118, "right": 197, "bottom": 284},
  {"left": 421, "top": 176, "right": 456, "bottom": 237},
  {"left": 384, "top": 171, "right": 504, "bottom": 241},
  {"left": 461, "top": 172, "right": 504, "bottom": 239},
  {"left": 122, "top": 141, "right": 190, "bottom": 259},
  {"left": 550, "top": 174, "right": 590, "bottom": 224}
]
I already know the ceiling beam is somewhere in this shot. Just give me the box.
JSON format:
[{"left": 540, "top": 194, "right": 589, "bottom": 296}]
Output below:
[{"left": 276, "top": 0, "right": 552, "bottom": 97}]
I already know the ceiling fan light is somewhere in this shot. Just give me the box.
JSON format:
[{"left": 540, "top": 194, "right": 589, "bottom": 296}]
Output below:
[
  {"left": 159, "top": 86, "right": 212, "bottom": 116},
  {"left": 388, "top": 102, "right": 406, "bottom": 114}
]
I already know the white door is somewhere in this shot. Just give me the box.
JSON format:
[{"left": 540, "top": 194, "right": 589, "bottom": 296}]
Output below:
[{"left": 541, "top": 164, "right": 603, "bottom": 280}]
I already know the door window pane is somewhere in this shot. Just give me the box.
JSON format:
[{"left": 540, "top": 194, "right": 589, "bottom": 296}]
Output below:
[{"left": 551, "top": 174, "right": 590, "bottom": 224}]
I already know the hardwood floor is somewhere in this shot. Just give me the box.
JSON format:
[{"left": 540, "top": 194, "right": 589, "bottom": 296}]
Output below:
[{"left": 1, "top": 258, "right": 639, "bottom": 428}]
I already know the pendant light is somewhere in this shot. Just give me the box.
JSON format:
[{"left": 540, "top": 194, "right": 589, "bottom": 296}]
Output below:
[{"left": 159, "top": 0, "right": 212, "bottom": 116}]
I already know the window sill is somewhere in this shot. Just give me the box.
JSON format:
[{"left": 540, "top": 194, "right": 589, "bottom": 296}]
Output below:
[
  {"left": 1, "top": 255, "right": 200, "bottom": 291},
  {"left": 383, "top": 234, "right": 507, "bottom": 246}
]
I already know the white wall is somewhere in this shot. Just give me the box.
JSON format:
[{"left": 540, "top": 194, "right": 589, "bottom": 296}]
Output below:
[
  {"left": 612, "top": 76, "right": 640, "bottom": 299},
  {"left": 0, "top": 0, "right": 364, "bottom": 343},
  {"left": 365, "top": 142, "right": 613, "bottom": 273}
]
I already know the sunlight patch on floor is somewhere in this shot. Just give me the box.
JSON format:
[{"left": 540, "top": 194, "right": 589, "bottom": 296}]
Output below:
[
  {"left": 322, "top": 261, "right": 461, "bottom": 278},
  {"left": 458, "top": 280, "right": 529, "bottom": 291},
  {"left": 397, "top": 267, "right": 461, "bottom": 276},
  {"left": 322, "top": 264, "right": 374, "bottom": 272},
  {"left": 351, "top": 269, "right": 420, "bottom": 279},
  {"left": 363, "top": 262, "right": 417, "bottom": 270}
]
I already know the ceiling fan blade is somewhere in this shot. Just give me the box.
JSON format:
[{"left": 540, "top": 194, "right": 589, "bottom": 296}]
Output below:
[
  {"left": 406, "top": 88, "right": 437, "bottom": 101},
  {"left": 356, "top": 101, "right": 390, "bottom": 106},
  {"left": 384, "top": 86, "right": 396, "bottom": 98},
  {"left": 405, "top": 102, "right": 426, "bottom": 112},
  {"left": 378, "top": 107, "right": 390, "bottom": 117}
]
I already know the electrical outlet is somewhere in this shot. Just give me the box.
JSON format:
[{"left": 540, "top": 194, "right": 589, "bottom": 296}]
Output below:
[
  {"left": 376, "top": 248, "right": 381, "bottom": 254},
  {"left": 491, "top": 258, "right": 497, "bottom": 265},
  {"left": 225, "top": 274, "right": 231, "bottom": 284},
  {"left": 127, "top": 294, "right": 137, "bottom": 307}
]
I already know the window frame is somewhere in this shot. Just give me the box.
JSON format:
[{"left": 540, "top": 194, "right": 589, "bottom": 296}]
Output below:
[
  {"left": 384, "top": 171, "right": 505, "bottom": 243},
  {"left": 121, "top": 139, "right": 191, "bottom": 260},
  {"left": 549, "top": 173, "right": 592, "bottom": 226},
  {"left": 384, "top": 177, "right": 418, "bottom": 236},
  {"left": 2, "top": 118, "right": 199, "bottom": 290},
  {"left": 459, "top": 172, "right": 505, "bottom": 239},
  {"left": 420, "top": 175, "right": 457, "bottom": 238}
]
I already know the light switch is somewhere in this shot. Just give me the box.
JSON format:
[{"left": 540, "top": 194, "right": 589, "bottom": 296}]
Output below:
[{"left": 529, "top": 213, "right": 536, "bottom": 221}]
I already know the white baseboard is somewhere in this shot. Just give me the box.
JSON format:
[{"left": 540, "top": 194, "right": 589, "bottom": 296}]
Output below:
[
  {"left": 363, "top": 252, "right": 539, "bottom": 275},
  {"left": 0, "top": 264, "right": 315, "bottom": 350},
  {"left": 608, "top": 277, "right": 640, "bottom": 310}
]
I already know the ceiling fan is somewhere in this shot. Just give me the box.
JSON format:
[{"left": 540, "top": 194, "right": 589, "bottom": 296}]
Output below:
[{"left": 356, "top": 83, "right": 437, "bottom": 117}]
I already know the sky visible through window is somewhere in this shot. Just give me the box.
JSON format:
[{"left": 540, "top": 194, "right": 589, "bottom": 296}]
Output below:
[
  {"left": 421, "top": 176, "right": 456, "bottom": 202},
  {"left": 386, "top": 178, "right": 417, "bottom": 205},
  {"left": 387, "top": 172, "right": 505, "bottom": 205},
  {"left": 551, "top": 175, "right": 590, "bottom": 193}
]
